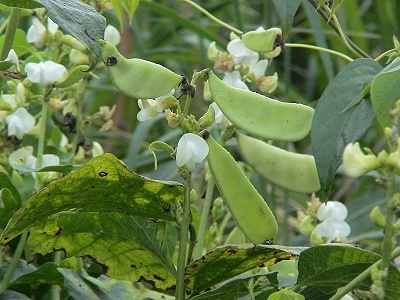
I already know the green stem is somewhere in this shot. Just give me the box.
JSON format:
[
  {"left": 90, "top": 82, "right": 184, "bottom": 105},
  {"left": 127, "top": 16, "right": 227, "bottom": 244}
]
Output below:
[
  {"left": 329, "top": 247, "right": 400, "bottom": 300},
  {"left": 175, "top": 178, "right": 192, "bottom": 300},
  {"left": 0, "top": 232, "right": 28, "bottom": 292},
  {"left": 285, "top": 43, "right": 353, "bottom": 62},
  {"left": 35, "top": 95, "right": 50, "bottom": 170},
  {"left": 374, "top": 49, "right": 397, "bottom": 62},
  {"left": 307, "top": 0, "right": 371, "bottom": 58},
  {"left": 192, "top": 177, "right": 215, "bottom": 260},
  {"left": 182, "top": 0, "right": 242, "bottom": 35},
  {"left": 50, "top": 252, "right": 62, "bottom": 300}
]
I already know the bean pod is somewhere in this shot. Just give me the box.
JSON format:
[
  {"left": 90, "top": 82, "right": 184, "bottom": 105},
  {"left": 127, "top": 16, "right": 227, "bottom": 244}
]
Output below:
[
  {"left": 101, "top": 40, "right": 183, "bottom": 99},
  {"left": 206, "top": 135, "right": 278, "bottom": 243},
  {"left": 236, "top": 133, "right": 320, "bottom": 193},
  {"left": 207, "top": 71, "right": 314, "bottom": 142}
]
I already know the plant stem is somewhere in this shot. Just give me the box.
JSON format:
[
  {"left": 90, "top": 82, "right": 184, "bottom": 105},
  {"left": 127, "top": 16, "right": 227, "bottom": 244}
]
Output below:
[
  {"left": 285, "top": 43, "right": 353, "bottom": 62},
  {"left": 182, "top": 0, "right": 243, "bottom": 35},
  {"left": 329, "top": 247, "right": 400, "bottom": 300},
  {"left": 0, "top": 232, "right": 28, "bottom": 292},
  {"left": 50, "top": 252, "right": 62, "bottom": 300},
  {"left": 192, "top": 177, "right": 215, "bottom": 260},
  {"left": 307, "top": 0, "right": 371, "bottom": 58},
  {"left": 374, "top": 49, "right": 397, "bottom": 62},
  {"left": 175, "top": 178, "right": 192, "bottom": 300}
]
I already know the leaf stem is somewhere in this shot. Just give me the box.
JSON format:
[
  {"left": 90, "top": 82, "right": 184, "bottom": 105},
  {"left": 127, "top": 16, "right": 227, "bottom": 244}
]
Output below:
[
  {"left": 175, "top": 178, "right": 192, "bottom": 300},
  {"left": 0, "top": 232, "right": 28, "bottom": 292},
  {"left": 182, "top": 0, "right": 243, "bottom": 36},
  {"left": 374, "top": 49, "right": 397, "bottom": 62},
  {"left": 285, "top": 43, "right": 353, "bottom": 62},
  {"left": 192, "top": 177, "right": 215, "bottom": 260}
]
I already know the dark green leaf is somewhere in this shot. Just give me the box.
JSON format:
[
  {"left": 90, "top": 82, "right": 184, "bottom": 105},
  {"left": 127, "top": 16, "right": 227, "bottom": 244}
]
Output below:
[
  {"left": 271, "top": 0, "right": 301, "bottom": 38},
  {"left": 311, "top": 58, "right": 382, "bottom": 199},
  {"left": 0, "top": 291, "right": 30, "bottom": 300},
  {"left": 191, "top": 272, "right": 279, "bottom": 300},
  {"left": 297, "top": 245, "right": 400, "bottom": 299},
  {"left": 25, "top": 213, "right": 177, "bottom": 288},
  {"left": 0, "top": 260, "right": 36, "bottom": 284},
  {"left": 0, "top": 0, "right": 42, "bottom": 9},
  {"left": 371, "top": 58, "right": 400, "bottom": 131},
  {"left": 0, "top": 153, "right": 184, "bottom": 244},
  {"left": 0, "top": 29, "right": 31, "bottom": 58},
  {"left": 0, "top": 188, "right": 19, "bottom": 229},
  {"left": 11, "top": 262, "right": 64, "bottom": 285},
  {"left": 185, "top": 244, "right": 305, "bottom": 294},
  {"left": 34, "top": 0, "right": 105, "bottom": 71}
]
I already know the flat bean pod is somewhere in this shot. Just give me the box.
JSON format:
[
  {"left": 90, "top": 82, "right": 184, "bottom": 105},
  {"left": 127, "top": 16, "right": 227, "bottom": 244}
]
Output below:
[
  {"left": 101, "top": 40, "right": 183, "bottom": 99},
  {"left": 236, "top": 133, "right": 320, "bottom": 193},
  {"left": 206, "top": 135, "right": 278, "bottom": 243},
  {"left": 207, "top": 71, "right": 314, "bottom": 141}
]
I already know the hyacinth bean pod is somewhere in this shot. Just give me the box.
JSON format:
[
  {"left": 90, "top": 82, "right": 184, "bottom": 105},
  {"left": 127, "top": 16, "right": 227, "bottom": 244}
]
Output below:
[
  {"left": 207, "top": 71, "right": 314, "bottom": 142},
  {"left": 236, "top": 133, "right": 320, "bottom": 193},
  {"left": 206, "top": 135, "right": 278, "bottom": 244},
  {"left": 101, "top": 40, "right": 183, "bottom": 99}
]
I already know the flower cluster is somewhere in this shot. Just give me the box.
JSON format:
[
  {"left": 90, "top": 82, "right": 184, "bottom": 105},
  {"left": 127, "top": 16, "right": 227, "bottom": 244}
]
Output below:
[
  {"left": 207, "top": 27, "right": 280, "bottom": 92},
  {"left": 299, "top": 196, "right": 351, "bottom": 245}
]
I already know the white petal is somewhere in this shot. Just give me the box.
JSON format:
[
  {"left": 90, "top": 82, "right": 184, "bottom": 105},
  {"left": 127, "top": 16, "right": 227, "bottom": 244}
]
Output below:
[
  {"left": 176, "top": 133, "right": 209, "bottom": 171},
  {"left": 316, "top": 218, "right": 351, "bottom": 243},
  {"left": 5, "top": 49, "right": 19, "bottom": 71},
  {"left": 5, "top": 107, "right": 35, "bottom": 139},
  {"left": 47, "top": 17, "right": 59, "bottom": 35},
  {"left": 137, "top": 107, "right": 159, "bottom": 121},
  {"left": 104, "top": 25, "right": 121, "bottom": 46},
  {"left": 317, "top": 201, "right": 348, "bottom": 221},
  {"left": 41, "top": 154, "right": 60, "bottom": 167},
  {"left": 9, "top": 146, "right": 34, "bottom": 165},
  {"left": 250, "top": 59, "right": 269, "bottom": 79},
  {"left": 25, "top": 61, "right": 67, "bottom": 86},
  {"left": 222, "top": 71, "right": 249, "bottom": 90},
  {"left": 27, "top": 17, "right": 46, "bottom": 43}
]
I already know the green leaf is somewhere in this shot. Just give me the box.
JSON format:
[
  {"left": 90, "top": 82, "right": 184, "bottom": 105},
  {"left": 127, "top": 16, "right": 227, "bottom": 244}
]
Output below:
[
  {"left": 0, "top": 291, "right": 30, "bottom": 300},
  {"left": 34, "top": 0, "right": 106, "bottom": 72},
  {"left": 0, "top": 29, "right": 31, "bottom": 57},
  {"left": 311, "top": 58, "right": 382, "bottom": 199},
  {"left": 0, "top": 153, "right": 184, "bottom": 244},
  {"left": 185, "top": 244, "right": 305, "bottom": 295},
  {"left": 25, "top": 213, "right": 177, "bottom": 288},
  {"left": 0, "top": 0, "right": 42, "bottom": 9},
  {"left": 371, "top": 58, "right": 400, "bottom": 131},
  {"left": 0, "top": 61, "right": 14, "bottom": 71},
  {"left": 297, "top": 245, "right": 400, "bottom": 298},
  {"left": 0, "top": 259, "right": 36, "bottom": 283},
  {"left": 191, "top": 272, "right": 279, "bottom": 300},
  {"left": 11, "top": 262, "right": 64, "bottom": 285},
  {"left": 271, "top": 0, "right": 301, "bottom": 38},
  {"left": 0, "top": 188, "right": 20, "bottom": 229}
]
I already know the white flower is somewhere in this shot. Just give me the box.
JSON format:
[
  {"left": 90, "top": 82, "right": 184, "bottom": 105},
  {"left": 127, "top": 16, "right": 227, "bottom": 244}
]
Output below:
[
  {"left": 315, "top": 217, "right": 351, "bottom": 243},
  {"left": 5, "top": 49, "right": 19, "bottom": 71},
  {"left": 5, "top": 107, "right": 35, "bottom": 139},
  {"left": 104, "top": 24, "right": 121, "bottom": 46},
  {"left": 222, "top": 71, "right": 249, "bottom": 90},
  {"left": 9, "top": 146, "right": 37, "bottom": 171},
  {"left": 211, "top": 102, "right": 232, "bottom": 129},
  {"left": 258, "top": 72, "right": 278, "bottom": 93},
  {"left": 176, "top": 133, "right": 209, "bottom": 171},
  {"left": 316, "top": 201, "right": 350, "bottom": 243},
  {"left": 249, "top": 59, "right": 269, "bottom": 80},
  {"left": 137, "top": 90, "right": 175, "bottom": 121},
  {"left": 227, "top": 39, "right": 259, "bottom": 67},
  {"left": 25, "top": 61, "right": 67, "bottom": 86},
  {"left": 317, "top": 201, "right": 347, "bottom": 221},
  {"left": 342, "top": 142, "right": 380, "bottom": 177},
  {"left": 27, "top": 17, "right": 46, "bottom": 48},
  {"left": 47, "top": 18, "right": 59, "bottom": 35}
]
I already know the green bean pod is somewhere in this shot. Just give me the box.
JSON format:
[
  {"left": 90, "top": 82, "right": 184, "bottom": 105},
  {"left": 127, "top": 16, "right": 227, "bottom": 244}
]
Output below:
[
  {"left": 207, "top": 71, "right": 314, "bottom": 141},
  {"left": 236, "top": 133, "right": 320, "bottom": 193},
  {"left": 101, "top": 40, "right": 183, "bottom": 99},
  {"left": 206, "top": 135, "right": 278, "bottom": 243}
]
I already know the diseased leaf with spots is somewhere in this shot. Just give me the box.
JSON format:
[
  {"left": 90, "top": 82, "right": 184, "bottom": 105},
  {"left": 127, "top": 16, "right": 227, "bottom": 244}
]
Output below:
[
  {"left": 0, "top": 153, "right": 184, "bottom": 245},
  {"left": 25, "top": 213, "right": 177, "bottom": 289},
  {"left": 185, "top": 244, "right": 305, "bottom": 295}
]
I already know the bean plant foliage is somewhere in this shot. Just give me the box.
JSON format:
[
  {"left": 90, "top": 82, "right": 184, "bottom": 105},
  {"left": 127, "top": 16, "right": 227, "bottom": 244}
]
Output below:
[{"left": 0, "top": 0, "right": 400, "bottom": 299}]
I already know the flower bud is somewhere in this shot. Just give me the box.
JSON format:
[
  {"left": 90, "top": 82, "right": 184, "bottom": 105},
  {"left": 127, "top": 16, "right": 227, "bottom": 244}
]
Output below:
[
  {"left": 342, "top": 142, "right": 380, "bottom": 177},
  {"left": 203, "top": 81, "right": 212, "bottom": 101},
  {"left": 242, "top": 27, "right": 282, "bottom": 53},
  {"left": 263, "top": 46, "right": 282, "bottom": 59},
  {"left": 198, "top": 104, "right": 215, "bottom": 128},
  {"left": 190, "top": 189, "right": 197, "bottom": 203},
  {"left": 299, "top": 215, "right": 315, "bottom": 236},
  {"left": 370, "top": 206, "right": 386, "bottom": 228},
  {"left": 69, "top": 49, "right": 89, "bottom": 65},
  {"left": 310, "top": 228, "right": 325, "bottom": 245},
  {"left": 49, "top": 98, "right": 70, "bottom": 111},
  {"left": 61, "top": 35, "right": 87, "bottom": 51},
  {"left": 207, "top": 41, "right": 219, "bottom": 61},
  {"left": 212, "top": 197, "right": 224, "bottom": 220},
  {"left": 165, "top": 109, "right": 180, "bottom": 128},
  {"left": 257, "top": 72, "right": 278, "bottom": 93}
]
